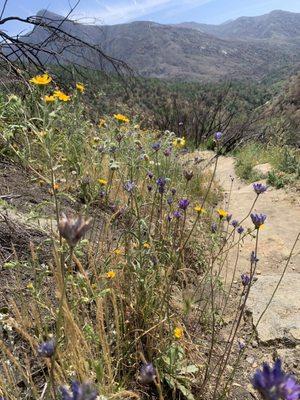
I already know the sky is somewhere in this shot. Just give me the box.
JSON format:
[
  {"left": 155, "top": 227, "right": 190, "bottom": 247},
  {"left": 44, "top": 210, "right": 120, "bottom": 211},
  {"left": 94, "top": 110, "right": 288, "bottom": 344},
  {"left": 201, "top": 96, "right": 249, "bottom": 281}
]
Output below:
[{"left": 2, "top": 0, "right": 300, "bottom": 35}]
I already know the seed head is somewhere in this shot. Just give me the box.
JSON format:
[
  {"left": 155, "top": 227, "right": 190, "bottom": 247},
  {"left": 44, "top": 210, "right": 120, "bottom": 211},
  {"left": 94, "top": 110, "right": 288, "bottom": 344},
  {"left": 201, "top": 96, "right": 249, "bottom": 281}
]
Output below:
[{"left": 58, "top": 214, "right": 91, "bottom": 248}]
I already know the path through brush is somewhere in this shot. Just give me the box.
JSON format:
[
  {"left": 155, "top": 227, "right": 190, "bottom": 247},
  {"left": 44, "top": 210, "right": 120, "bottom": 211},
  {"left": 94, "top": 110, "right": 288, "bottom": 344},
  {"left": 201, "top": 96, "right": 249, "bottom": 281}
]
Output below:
[{"left": 186, "top": 150, "right": 300, "bottom": 345}]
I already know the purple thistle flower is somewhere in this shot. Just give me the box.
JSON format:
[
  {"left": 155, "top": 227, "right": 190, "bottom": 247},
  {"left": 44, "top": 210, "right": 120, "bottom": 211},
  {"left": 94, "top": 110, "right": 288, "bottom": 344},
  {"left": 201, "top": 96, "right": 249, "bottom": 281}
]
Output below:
[
  {"left": 166, "top": 214, "right": 172, "bottom": 223},
  {"left": 156, "top": 177, "right": 167, "bottom": 194},
  {"left": 251, "top": 213, "right": 267, "bottom": 229},
  {"left": 238, "top": 339, "right": 246, "bottom": 351},
  {"left": 178, "top": 198, "right": 190, "bottom": 211},
  {"left": 211, "top": 222, "right": 218, "bottom": 233},
  {"left": 37, "top": 339, "right": 56, "bottom": 358},
  {"left": 241, "top": 273, "right": 250, "bottom": 287},
  {"left": 237, "top": 226, "right": 245, "bottom": 235},
  {"left": 231, "top": 220, "right": 239, "bottom": 228},
  {"left": 60, "top": 381, "right": 98, "bottom": 400},
  {"left": 147, "top": 171, "right": 154, "bottom": 179},
  {"left": 171, "top": 188, "right": 176, "bottom": 196},
  {"left": 139, "top": 362, "right": 157, "bottom": 384},
  {"left": 124, "top": 180, "right": 135, "bottom": 193},
  {"left": 164, "top": 147, "right": 172, "bottom": 157},
  {"left": 152, "top": 142, "right": 161, "bottom": 152},
  {"left": 214, "top": 131, "right": 223, "bottom": 141},
  {"left": 226, "top": 213, "right": 232, "bottom": 222},
  {"left": 167, "top": 197, "right": 173, "bottom": 205},
  {"left": 250, "top": 251, "right": 259, "bottom": 263},
  {"left": 252, "top": 359, "right": 300, "bottom": 400},
  {"left": 173, "top": 210, "right": 182, "bottom": 219},
  {"left": 253, "top": 183, "right": 268, "bottom": 195}
]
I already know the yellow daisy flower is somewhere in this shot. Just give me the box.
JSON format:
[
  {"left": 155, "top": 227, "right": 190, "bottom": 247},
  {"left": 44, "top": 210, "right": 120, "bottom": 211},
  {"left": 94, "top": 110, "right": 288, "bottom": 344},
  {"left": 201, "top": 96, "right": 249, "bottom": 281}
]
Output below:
[
  {"left": 30, "top": 73, "right": 52, "bottom": 85},
  {"left": 113, "top": 248, "right": 123, "bottom": 256},
  {"left": 106, "top": 271, "right": 116, "bottom": 279},
  {"left": 76, "top": 82, "right": 85, "bottom": 93},
  {"left": 98, "top": 178, "right": 108, "bottom": 186},
  {"left": 217, "top": 209, "right": 228, "bottom": 219},
  {"left": 172, "top": 137, "right": 186, "bottom": 148},
  {"left": 53, "top": 90, "right": 70, "bottom": 102},
  {"left": 114, "top": 113, "right": 130, "bottom": 123},
  {"left": 194, "top": 205, "right": 206, "bottom": 214},
  {"left": 43, "top": 94, "right": 56, "bottom": 103},
  {"left": 173, "top": 327, "right": 183, "bottom": 339}
]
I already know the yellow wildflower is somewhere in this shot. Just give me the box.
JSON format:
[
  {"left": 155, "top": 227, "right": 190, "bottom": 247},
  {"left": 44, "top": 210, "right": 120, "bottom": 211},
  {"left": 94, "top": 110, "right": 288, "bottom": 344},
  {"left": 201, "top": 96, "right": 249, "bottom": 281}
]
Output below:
[
  {"left": 113, "top": 248, "right": 123, "bottom": 256},
  {"left": 173, "top": 327, "right": 183, "bottom": 339},
  {"left": 43, "top": 94, "right": 56, "bottom": 103},
  {"left": 53, "top": 90, "right": 70, "bottom": 102},
  {"left": 98, "top": 178, "right": 108, "bottom": 186},
  {"left": 106, "top": 271, "right": 116, "bottom": 279},
  {"left": 217, "top": 209, "right": 228, "bottom": 219},
  {"left": 172, "top": 137, "right": 186, "bottom": 148},
  {"left": 53, "top": 183, "right": 60, "bottom": 191},
  {"left": 194, "top": 205, "right": 206, "bottom": 214},
  {"left": 143, "top": 242, "right": 151, "bottom": 249},
  {"left": 99, "top": 118, "right": 106, "bottom": 127},
  {"left": 114, "top": 113, "right": 130, "bottom": 123},
  {"left": 30, "top": 73, "right": 52, "bottom": 85},
  {"left": 27, "top": 282, "right": 34, "bottom": 290},
  {"left": 76, "top": 82, "right": 85, "bottom": 93}
]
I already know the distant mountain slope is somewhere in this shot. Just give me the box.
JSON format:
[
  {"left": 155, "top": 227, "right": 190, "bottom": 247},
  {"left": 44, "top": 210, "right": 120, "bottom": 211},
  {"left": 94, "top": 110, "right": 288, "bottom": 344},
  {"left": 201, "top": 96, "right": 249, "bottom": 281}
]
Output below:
[
  {"left": 16, "top": 9, "right": 300, "bottom": 81},
  {"left": 177, "top": 10, "right": 300, "bottom": 40}
]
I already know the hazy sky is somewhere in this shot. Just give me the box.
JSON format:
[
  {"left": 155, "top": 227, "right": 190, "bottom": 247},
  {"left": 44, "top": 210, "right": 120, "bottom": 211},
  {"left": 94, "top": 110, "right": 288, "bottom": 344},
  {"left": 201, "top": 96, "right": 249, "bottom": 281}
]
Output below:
[{"left": 3, "top": 0, "right": 300, "bottom": 35}]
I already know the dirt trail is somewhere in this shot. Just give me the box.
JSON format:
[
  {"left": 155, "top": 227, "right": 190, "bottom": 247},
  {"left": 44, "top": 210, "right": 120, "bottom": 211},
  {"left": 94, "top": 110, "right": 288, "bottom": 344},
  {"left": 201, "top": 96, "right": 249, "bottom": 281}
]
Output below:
[
  {"left": 215, "top": 153, "right": 300, "bottom": 276},
  {"left": 189, "top": 151, "right": 300, "bottom": 276}
]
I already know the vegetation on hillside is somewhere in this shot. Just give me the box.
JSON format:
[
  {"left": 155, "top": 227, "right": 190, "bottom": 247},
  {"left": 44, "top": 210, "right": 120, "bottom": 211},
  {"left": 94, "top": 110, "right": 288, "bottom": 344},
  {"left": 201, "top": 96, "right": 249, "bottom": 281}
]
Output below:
[{"left": 1, "top": 72, "right": 299, "bottom": 399}]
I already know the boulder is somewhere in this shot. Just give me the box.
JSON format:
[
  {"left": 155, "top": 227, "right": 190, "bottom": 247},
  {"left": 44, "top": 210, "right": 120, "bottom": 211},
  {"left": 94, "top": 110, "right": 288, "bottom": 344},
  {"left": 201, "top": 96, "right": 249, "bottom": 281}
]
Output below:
[{"left": 247, "top": 274, "right": 300, "bottom": 345}]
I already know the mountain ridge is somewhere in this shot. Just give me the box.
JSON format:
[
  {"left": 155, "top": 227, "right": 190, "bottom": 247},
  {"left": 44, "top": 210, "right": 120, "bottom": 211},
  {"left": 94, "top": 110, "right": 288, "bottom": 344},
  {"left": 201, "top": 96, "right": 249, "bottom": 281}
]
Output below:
[{"left": 18, "top": 9, "right": 300, "bottom": 81}]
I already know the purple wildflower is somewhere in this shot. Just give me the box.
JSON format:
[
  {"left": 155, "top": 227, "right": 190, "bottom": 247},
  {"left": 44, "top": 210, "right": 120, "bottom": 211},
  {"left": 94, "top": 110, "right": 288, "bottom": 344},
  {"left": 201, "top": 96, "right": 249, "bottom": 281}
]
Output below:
[
  {"left": 251, "top": 213, "right": 267, "bottom": 229},
  {"left": 139, "top": 363, "right": 156, "bottom": 384},
  {"left": 147, "top": 185, "right": 153, "bottom": 192},
  {"left": 238, "top": 339, "right": 246, "bottom": 351},
  {"left": 166, "top": 214, "right": 172, "bottom": 223},
  {"left": 178, "top": 198, "right": 190, "bottom": 211},
  {"left": 167, "top": 197, "right": 173, "bottom": 206},
  {"left": 37, "top": 339, "right": 56, "bottom": 358},
  {"left": 232, "top": 220, "right": 239, "bottom": 228},
  {"left": 124, "top": 181, "right": 135, "bottom": 193},
  {"left": 164, "top": 148, "right": 172, "bottom": 157},
  {"left": 250, "top": 251, "right": 259, "bottom": 263},
  {"left": 173, "top": 210, "right": 182, "bottom": 219},
  {"left": 60, "top": 381, "right": 98, "bottom": 400},
  {"left": 99, "top": 190, "right": 106, "bottom": 199},
  {"left": 237, "top": 226, "right": 245, "bottom": 235},
  {"left": 152, "top": 142, "right": 161, "bottom": 152},
  {"left": 214, "top": 131, "right": 223, "bottom": 141},
  {"left": 241, "top": 273, "right": 250, "bottom": 287},
  {"left": 252, "top": 359, "right": 300, "bottom": 400},
  {"left": 253, "top": 183, "right": 268, "bottom": 195},
  {"left": 211, "top": 222, "right": 218, "bottom": 233},
  {"left": 156, "top": 177, "right": 167, "bottom": 194},
  {"left": 226, "top": 213, "right": 232, "bottom": 222},
  {"left": 147, "top": 171, "right": 154, "bottom": 179}
]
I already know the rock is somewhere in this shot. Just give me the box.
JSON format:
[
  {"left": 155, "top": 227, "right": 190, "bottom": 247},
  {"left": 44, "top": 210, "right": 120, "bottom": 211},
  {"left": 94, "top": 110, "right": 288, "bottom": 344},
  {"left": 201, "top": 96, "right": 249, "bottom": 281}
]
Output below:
[
  {"left": 253, "top": 163, "right": 272, "bottom": 177},
  {"left": 276, "top": 347, "right": 300, "bottom": 371},
  {"left": 247, "top": 274, "right": 300, "bottom": 344}
]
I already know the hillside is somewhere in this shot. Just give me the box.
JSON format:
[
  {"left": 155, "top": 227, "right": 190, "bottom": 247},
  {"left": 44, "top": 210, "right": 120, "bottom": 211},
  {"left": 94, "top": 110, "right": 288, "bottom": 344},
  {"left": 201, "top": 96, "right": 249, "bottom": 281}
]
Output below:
[
  {"left": 13, "top": 9, "right": 300, "bottom": 81},
  {"left": 178, "top": 10, "right": 300, "bottom": 40}
]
